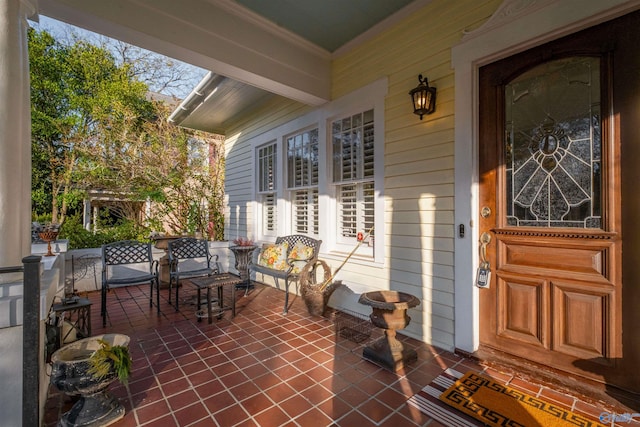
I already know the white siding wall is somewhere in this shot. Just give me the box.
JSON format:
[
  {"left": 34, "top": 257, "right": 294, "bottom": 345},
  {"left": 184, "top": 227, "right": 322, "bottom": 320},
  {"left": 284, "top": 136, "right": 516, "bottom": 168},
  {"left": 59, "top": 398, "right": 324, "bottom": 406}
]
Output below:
[{"left": 223, "top": 0, "right": 501, "bottom": 351}]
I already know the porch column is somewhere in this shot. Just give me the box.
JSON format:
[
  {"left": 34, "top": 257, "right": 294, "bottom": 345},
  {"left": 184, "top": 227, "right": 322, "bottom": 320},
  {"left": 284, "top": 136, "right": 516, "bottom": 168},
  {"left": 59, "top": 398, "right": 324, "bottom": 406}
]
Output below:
[
  {"left": 0, "top": 0, "right": 36, "bottom": 278},
  {"left": 83, "top": 198, "right": 91, "bottom": 230}
]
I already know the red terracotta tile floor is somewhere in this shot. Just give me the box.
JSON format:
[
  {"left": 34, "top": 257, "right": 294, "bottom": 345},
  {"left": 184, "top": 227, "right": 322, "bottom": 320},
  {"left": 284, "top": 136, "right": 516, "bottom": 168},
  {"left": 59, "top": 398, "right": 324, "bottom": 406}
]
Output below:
[{"left": 44, "top": 282, "right": 638, "bottom": 426}]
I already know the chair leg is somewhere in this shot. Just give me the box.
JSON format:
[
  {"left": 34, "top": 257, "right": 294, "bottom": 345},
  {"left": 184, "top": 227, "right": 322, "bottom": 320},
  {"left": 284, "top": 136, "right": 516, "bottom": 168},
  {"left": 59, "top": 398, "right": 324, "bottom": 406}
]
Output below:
[
  {"left": 175, "top": 277, "right": 180, "bottom": 312},
  {"left": 283, "top": 278, "right": 289, "bottom": 315},
  {"left": 149, "top": 280, "right": 153, "bottom": 308},
  {"left": 167, "top": 278, "right": 172, "bottom": 304},
  {"left": 101, "top": 285, "right": 107, "bottom": 327},
  {"left": 156, "top": 279, "right": 161, "bottom": 314}
]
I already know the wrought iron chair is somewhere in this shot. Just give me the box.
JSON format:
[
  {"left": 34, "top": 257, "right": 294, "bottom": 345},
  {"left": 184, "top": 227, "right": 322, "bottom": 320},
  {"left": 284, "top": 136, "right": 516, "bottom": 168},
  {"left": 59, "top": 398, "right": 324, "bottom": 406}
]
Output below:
[
  {"left": 101, "top": 240, "right": 159, "bottom": 327},
  {"left": 249, "top": 235, "right": 322, "bottom": 314},
  {"left": 168, "top": 238, "right": 219, "bottom": 311}
]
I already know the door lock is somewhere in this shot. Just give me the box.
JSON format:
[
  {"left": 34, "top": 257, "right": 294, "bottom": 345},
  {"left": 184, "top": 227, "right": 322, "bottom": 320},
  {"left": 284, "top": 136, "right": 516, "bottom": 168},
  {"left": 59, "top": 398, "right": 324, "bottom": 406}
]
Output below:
[
  {"left": 481, "top": 206, "right": 492, "bottom": 218},
  {"left": 476, "top": 232, "right": 492, "bottom": 288}
]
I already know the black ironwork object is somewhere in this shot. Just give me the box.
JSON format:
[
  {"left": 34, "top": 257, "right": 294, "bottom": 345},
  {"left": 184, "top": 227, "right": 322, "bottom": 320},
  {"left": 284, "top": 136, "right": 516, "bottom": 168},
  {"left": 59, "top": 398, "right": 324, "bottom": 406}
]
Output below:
[
  {"left": 167, "top": 238, "right": 219, "bottom": 311},
  {"left": 230, "top": 245, "right": 258, "bottom": 294},
  {"left": 101, "top": 240, "right": 159, "bottom": 327},
  {"left": 249, "top": 235, "right": 322, "bottom": 314}
]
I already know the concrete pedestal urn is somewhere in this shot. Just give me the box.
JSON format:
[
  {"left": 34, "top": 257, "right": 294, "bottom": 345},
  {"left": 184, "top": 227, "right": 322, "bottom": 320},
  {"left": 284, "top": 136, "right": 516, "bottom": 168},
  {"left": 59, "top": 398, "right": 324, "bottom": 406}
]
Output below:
[
  {"left": 50, "top": 333, "right": 130, "bottom": 427},
  {"left": 358, "top": 290, "right": 420, "bottom": 371}
]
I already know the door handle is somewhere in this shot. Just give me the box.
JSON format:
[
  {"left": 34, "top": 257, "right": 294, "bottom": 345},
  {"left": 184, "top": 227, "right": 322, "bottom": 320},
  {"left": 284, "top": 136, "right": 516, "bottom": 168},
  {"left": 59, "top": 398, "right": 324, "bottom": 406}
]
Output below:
[
  {"left": 479, "top": 232, "right": 491, "bottom": 265},
  {"left": 476, "top": 232, "right": 492, "bottom": 288}
]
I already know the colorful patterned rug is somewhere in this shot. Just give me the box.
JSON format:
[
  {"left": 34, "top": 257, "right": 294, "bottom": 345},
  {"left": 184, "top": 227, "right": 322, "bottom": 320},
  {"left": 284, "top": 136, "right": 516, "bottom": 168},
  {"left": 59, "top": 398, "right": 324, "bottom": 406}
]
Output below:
[
  {"left": 408, "top": 369, "right": 606, "bottom": 427},
  {"left": 407, "top": 368, "right": 484, "bottom": 426}
]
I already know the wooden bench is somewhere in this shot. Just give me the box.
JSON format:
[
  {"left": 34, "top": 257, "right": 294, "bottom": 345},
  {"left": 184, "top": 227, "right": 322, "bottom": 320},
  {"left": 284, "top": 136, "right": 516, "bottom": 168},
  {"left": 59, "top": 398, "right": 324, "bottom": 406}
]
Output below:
[
  {"left": 249, "top": 235, "right": 322, "bottom": 314},
  {"left": 101, "top": 240, "right": 159, "bottom": 327},
  {"left": 167, "top": 237, "right": 219, "bottom": 311}
]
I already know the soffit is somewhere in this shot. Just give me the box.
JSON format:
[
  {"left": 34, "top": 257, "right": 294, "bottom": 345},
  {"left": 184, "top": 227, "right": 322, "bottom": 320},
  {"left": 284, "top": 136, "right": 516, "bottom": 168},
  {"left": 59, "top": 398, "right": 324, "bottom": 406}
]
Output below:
[{"left": 234, "top": 0, "right": 414, "bottom": 53}]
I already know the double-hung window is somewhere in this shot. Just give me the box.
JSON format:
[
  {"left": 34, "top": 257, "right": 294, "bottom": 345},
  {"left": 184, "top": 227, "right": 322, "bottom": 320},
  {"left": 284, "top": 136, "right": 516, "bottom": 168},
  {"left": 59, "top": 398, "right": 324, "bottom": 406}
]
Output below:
[
  {"left": 332, "top": 109, "right": 375, "bottom": 245},
  {"left": 287, "top": 128, "right": 319, "bottom": 236},
  {"left": 257, "top": 142, "right": 277, "bottom": 236}
]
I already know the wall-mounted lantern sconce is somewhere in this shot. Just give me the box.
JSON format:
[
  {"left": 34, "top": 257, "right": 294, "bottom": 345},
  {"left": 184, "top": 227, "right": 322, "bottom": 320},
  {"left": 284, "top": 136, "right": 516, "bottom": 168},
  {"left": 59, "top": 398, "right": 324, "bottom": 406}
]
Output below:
[{"left": 409, "top": 74, "right": 436, "bottom": 119}]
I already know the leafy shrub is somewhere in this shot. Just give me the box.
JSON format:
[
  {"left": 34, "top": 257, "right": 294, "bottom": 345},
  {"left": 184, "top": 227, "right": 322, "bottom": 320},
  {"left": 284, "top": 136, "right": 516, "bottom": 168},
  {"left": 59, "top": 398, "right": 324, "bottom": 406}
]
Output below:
[{"left": 59, "top": 214, "right": 151, "bottom": 249}]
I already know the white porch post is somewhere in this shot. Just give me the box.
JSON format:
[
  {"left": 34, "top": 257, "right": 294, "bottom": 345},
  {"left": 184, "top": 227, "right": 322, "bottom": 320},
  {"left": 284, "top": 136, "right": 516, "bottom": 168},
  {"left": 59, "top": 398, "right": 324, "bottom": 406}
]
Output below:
[
  {"left": 83, "top": 198, "right": 91, "bottom": 230},
  {"left": 0, "top": 0, "right": 36, "bottom": 276}
]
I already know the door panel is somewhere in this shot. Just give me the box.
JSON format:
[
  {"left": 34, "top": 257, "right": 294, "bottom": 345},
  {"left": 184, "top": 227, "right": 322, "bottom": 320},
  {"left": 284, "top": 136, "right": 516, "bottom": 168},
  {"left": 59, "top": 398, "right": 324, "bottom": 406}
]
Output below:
[
  {"left": 496, "top": 274, "right": 547, "bottom": 347},
  {"left": 479, "top": 11, "right": 639, "bottom": 393},
  {"left": 552, "top": 281, "right": 613, "bottom": 360}
]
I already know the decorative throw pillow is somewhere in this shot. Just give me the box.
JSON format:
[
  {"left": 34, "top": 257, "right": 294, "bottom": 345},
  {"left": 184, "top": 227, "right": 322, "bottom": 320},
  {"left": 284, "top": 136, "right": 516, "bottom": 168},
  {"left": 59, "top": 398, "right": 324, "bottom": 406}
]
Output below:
[
  {"left": 288, "top": 242, "right": 314, "bottom": 274},
  {"left": 258, "top": 242, "right": 289, "bottom": 270}
]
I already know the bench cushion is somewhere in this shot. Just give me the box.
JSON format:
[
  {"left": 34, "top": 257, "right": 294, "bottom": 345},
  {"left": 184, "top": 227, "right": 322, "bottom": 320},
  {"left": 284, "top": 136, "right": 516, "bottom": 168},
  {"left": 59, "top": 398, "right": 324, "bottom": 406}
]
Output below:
[
  {"left": 289, "top": 242, "right": 315, "bottom": 273},
  {"left": 258, "top": 242, "right": 289, "bottom": 270}
]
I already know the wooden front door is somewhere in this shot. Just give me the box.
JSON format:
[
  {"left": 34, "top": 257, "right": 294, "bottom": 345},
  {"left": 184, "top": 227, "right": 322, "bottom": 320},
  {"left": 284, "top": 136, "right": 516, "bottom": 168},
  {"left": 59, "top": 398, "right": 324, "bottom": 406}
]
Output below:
[{"left": 478, "top": 11, "right": 640, "bottom": 393}]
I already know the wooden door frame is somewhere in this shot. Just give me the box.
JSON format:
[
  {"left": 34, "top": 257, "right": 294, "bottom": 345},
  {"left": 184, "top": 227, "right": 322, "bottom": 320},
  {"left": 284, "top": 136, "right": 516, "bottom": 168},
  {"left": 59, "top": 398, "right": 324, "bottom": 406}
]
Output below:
[{"left": 451, "top": 0, "right": 640, "bottom": 354}]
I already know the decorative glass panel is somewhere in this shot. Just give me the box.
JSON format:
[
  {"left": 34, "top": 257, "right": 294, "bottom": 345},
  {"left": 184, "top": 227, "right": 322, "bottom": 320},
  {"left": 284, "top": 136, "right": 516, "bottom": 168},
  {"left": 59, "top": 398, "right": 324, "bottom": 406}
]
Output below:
[{"left": 505, "top": 57, "right": 601, "bottom": 228}]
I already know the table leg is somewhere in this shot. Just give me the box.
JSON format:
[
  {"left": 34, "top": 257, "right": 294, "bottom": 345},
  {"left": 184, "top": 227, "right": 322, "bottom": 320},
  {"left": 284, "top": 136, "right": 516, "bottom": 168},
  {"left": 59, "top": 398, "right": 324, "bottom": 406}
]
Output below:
[{"left": 216, "top": 286, "right": 224, "bottom": 319}]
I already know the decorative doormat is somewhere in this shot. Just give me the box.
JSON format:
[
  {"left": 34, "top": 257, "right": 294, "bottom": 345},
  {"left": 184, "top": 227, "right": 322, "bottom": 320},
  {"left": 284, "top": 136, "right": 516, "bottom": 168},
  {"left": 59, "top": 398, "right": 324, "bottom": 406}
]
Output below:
[
  {"left": 438, "top": 371, "right": 606, "bottom": 427},
  {"left": 407, "top": 368, "right": 484, "bottom": 426}
]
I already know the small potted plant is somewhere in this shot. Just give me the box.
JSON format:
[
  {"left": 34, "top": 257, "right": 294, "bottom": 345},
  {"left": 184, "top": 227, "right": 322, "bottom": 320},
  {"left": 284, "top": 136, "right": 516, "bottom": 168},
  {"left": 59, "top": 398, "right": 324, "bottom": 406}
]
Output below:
[
  {"left": 50, "top": 334, "right": 132, "bottom": 426},
  {"left": 232, "top": 237, "right": 255, "bottom": 247},
  {"left": 88, "top": 337, "right": 133, "bottom": 385}
]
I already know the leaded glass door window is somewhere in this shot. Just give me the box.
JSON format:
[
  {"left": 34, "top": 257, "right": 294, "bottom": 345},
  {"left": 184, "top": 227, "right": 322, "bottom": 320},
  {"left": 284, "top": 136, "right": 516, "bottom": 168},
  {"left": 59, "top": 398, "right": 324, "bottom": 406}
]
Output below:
[{"left": 505, "top": 57, "right": 601, "bottom": 228}]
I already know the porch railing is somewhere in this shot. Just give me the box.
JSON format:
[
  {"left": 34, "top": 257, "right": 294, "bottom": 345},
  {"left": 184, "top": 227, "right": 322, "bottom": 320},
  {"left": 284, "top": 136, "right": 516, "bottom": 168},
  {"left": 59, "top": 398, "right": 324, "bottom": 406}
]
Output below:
[{"left": 0, "top": 255, "right": 42, "bottom": 427}]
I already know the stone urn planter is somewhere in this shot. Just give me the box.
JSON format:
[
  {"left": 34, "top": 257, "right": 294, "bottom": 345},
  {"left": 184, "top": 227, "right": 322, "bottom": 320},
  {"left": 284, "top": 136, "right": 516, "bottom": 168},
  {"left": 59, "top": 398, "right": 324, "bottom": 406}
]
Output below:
[
  {"left": 50, "top": 333, "right": 131, "bottom": 427},
  {"left": 358, "top": 290, "right": 420, "bottom": 371}
]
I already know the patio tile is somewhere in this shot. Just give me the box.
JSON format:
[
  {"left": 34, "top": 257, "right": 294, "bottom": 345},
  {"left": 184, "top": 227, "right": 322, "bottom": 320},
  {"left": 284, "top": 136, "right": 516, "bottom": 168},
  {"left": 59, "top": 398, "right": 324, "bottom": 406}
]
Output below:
[
  {"left": 135, "top": 399, "right": 171, "bottom": 425},
  {"left": 252, "top": 405, "right": 290, "bottom": 427},
  {"left": 43, "top": 283, "right": 637, "bottom": 427},
  {"left": 173, "top": 402, "right": 210, "bottom": 426},
  {"left": 214, "top": 402, "right": 251, "bottom": 426},
  {"left": 202, "top": 390, "right": 235, "bottom": 414},
  {"left": 294, "top": 407, "right": 333, "bottom": 427},
  {"left": 279, "top": 394, "right": 313, "bottom": 418}
]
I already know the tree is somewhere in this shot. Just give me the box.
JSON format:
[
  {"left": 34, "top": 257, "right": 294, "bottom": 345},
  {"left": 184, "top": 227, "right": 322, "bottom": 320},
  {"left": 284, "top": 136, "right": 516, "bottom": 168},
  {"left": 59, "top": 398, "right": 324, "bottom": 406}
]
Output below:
[
  {"left": 74, "top": 101, "right": 225, "bottom": 240},
  {"left": 29, "top": 28, "right": 153, "bottom": 224},
  {"left": 29, "top": 28, "right": 225, "bottom": 239}
]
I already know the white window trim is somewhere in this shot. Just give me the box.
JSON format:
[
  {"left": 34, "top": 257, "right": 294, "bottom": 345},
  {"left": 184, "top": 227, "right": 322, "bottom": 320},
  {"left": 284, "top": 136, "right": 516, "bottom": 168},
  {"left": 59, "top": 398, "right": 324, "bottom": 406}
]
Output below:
[
  {"left": 323, "top": 79, "right": 386, "bottom": 265},
  {"left": 250, "top": 78, "right": 387, "bottom": 266},
  {"left": 255, "top": 140, "right": 279, "bottom": 239},
  {"left": 285, "top": 125, "right": 320, "bottom": 237}
]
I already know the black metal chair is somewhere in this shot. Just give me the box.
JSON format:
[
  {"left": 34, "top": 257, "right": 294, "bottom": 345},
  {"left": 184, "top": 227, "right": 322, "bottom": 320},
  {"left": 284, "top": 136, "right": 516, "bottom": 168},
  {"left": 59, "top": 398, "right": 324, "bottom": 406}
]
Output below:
[
  {"left": 101, "top": 240, "right": 159, "bottom": 326},
  {"left": 168, "top": 237, "right": 219, "bottom": 311},
  {"left": 249, "top": 235, "right": 322, "bottom": 314}
]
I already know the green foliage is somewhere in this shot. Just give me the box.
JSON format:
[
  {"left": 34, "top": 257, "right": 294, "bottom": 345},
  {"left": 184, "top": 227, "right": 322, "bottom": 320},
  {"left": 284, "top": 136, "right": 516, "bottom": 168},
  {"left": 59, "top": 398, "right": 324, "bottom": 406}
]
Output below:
[
  {"left": 29, "top": 27, "right": 226, "bottom": 242},
  {"left": 32, "top": 213, "right": 53, "bottom": 224},
  {"left": 88, "top": 339, "right": 132, "bottom": 384},
  {"left": 59, "top": 214, "right": 150, "bottom": 249}
]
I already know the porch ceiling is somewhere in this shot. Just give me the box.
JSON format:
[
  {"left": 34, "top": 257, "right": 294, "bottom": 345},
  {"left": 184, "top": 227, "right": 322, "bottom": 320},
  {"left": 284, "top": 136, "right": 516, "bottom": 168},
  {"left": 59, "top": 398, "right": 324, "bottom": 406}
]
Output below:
[{"left": 38, "top": 0, "right": 425, "bottom": 134}]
